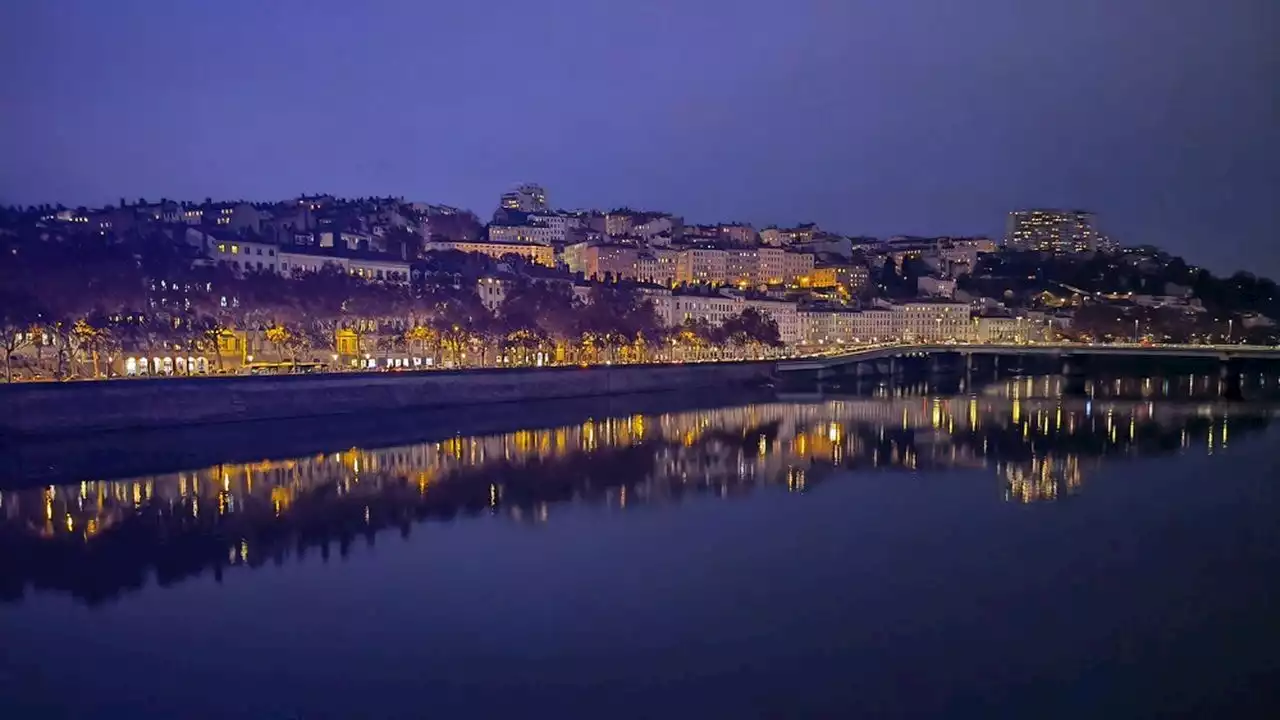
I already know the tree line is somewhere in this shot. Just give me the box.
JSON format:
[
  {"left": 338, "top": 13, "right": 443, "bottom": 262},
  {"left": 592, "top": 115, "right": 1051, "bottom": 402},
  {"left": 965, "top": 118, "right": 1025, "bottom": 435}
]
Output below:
[{"left": 0, "top": 235, "right": 782, "bottom": 381}]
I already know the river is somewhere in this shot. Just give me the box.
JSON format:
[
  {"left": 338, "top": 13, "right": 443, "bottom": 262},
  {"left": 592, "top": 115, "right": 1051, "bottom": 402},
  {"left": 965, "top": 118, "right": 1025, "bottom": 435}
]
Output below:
[{"left": 2, "top": 373, "right": 1279, "bottom": 718}]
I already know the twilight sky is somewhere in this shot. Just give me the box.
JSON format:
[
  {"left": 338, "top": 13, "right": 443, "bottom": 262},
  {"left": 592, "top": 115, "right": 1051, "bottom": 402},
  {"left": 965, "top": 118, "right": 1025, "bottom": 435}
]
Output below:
[{"left": 1, "top": 0, "right": 1276, "bottom": 276}]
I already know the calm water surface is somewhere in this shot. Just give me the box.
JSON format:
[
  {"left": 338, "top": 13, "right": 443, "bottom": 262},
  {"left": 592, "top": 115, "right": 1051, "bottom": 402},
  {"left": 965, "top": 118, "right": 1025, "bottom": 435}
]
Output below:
[{"left": 2, "top": 375, "right": 1280, "bottom": 718}]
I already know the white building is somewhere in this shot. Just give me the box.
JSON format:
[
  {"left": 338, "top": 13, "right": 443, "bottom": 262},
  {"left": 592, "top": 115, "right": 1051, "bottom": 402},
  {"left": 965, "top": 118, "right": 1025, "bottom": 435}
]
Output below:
[
  {"left": 278, "top": 249, "right": 411, "bottom": 283},
  {"left": 660, "top": 291, "right": 802, "bottom": 344},
  {"left": 527, "top": 212, "right": 583, "bottom": 243},
  {"left": 892, "top": 301, "right": 972, "bottom": 343},
  {"left": 799, "top": 310, "right": 862, "bottom": 346},
  {"left": 850, "top": 310, "right": 897, "bottom": 343},
  {"left": 917, "top": 276, "right": 958, "bottom": 298},
  {"left": 745, "top": 297, "right": 801, "bottom": 344},
  {"left": 185, "top": 228, "right": 281, "bottom": 275},
  {"left": 488, "top": 223, "right": 562, "bottom": 246}
]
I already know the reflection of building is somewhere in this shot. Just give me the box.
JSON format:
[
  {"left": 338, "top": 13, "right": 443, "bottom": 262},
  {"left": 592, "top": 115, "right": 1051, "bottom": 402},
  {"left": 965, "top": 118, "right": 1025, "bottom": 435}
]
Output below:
[
  {"left": 1001, "top": 456, "right": 1082, "bottom": 503},
  {"left": 0, "top": 386, "right": 1264, "bottom": 603}
]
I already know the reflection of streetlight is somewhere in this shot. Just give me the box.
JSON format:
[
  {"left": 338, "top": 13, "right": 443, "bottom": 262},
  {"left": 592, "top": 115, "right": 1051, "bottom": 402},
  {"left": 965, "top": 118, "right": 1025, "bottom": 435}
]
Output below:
[{"left": 1228, "top": 319, "right": 1234, "bottom": 344}]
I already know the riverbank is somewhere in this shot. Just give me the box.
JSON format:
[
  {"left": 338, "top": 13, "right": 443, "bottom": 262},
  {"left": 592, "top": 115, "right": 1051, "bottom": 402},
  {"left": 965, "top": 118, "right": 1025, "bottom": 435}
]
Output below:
[{"left": 0, "top": 361, "right": 776, "bottom": 438}]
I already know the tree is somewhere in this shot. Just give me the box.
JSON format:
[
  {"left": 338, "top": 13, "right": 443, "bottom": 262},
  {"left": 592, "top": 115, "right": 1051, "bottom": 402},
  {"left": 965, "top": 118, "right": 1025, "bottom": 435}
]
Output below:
[
  {"left": 404, "top": 324, "right": 439, "bottom": 363},
  {"left": 722, "top": 308, "right": 782, "bottom": 358},
  {"left": 0, "top": 290, "right": 40, "bottom": 382},
  {"left": 264, "top": 325, "right": 295, "bottom": 361}
]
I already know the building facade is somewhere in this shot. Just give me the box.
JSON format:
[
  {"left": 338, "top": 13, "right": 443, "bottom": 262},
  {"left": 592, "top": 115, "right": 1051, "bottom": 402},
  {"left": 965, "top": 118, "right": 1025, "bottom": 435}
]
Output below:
[
  {"left": 423, "top": 240, "right": 556, "bottom": 267},
  {"left": 499, "top": 184, "right": 548, "bottom": 213},
  {"left": 488, "top": 223, "right": 563, "bottom": 246},
  {"left": 1005, "top": 210, "right": 1100, "bottom": 254}
]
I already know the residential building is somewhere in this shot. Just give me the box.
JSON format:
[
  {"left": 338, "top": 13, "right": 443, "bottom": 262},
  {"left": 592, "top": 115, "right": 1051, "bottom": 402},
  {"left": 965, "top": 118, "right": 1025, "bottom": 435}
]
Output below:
[
  {"left": 526, "top": 212, "right": 583, "bottom": 243},
  {"left": 718, "top": 224, "right": 757, "bottom": 246},
  {"left": 561, "top": 242, "right": 590, "bottom": 275},
  {"left": 488, "top": 223, "right": 563, "bottom": 246},
  {"left": 476, "top": 276, "right": 510, "bottom": 312},
  {"left": 974, "top": 314, "right": 1058, "bottom": 343},
  {"left": 499, "top": 184, "right": 548, "bottom": 213},
  {"left": 660, "top": 290, "right": 802, "bottom": 344},
  {"left": 277, "top": 248, "right": 411, "bottom": 283},
  {"left": 671, "top": 292, "right": 743, "bottom": 327},
  {"left": 605, "top": 210, "right": 636, "bottom": 238},
  {"left": 423, "top": 239, "right": 556, "bottom": 267},
  {"left": 347, "top": 254, "right": 412, "bottom": 283},
  {"left": 799, "top": 309, "right": 862, "bottom": 346},
  {"left": 783, "top": 251, "right": 815, "bottom": 284},
  {"left": 809, "top": 264, "right": 870, "bottom": 294},
  {"left": 676, "top": 247, "right": 729, "bottom": 285},
  {"left": 632, "top": 214, "right": 677, "bottom": 241},
  {"left": 183, "top": 228, "right": 280, "bottom": 275},
  {"left": 1005, "top": 210, "right": 1101, "bottom": 253},
  {"left": 892, "top": 301, "right": 973, "bottom": 343},
  {"left": 635, "top": 286, "right": 676, "bottom": 326},
  {"left": 726, "top": 248, "right": 760, "bottom": 286},
  {"left": 917, "top": 276, "right": 957, "bottom": 298},
  {"left": 584, "top": 244, "right": 640, "bottom": 281},
  {"left": 212, "top": 238, "right": 280, "bottom": 275},
  {"left": 850, "top": 309, "right": 897, "bottom": 343},
  {"left": 637, "top": 249, "right": 679, "bottom": 286},
  {"left": 744, "top": 297, "right": 801, "bottom": 344},
  {"left": 974, "top": 315, "right": 1026, "bottom": 343},
  {"left": 760, "top": 224, "right": 818, "bottom": 247},
  {"left": 756, "top": 247, "right": 787, "bottom": 285}
]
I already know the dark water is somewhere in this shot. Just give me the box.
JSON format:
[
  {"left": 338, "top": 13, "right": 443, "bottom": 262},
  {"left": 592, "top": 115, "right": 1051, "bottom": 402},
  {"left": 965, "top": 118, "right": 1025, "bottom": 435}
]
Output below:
[{"left": 3, "top": 375, "right": 1280, "bottom": 719}]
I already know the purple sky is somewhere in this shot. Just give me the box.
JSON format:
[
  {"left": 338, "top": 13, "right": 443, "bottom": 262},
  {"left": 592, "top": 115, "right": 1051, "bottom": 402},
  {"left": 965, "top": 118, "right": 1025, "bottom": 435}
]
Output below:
[{"left": 1, "top": 0, "right": 1276, "bottom": 276}]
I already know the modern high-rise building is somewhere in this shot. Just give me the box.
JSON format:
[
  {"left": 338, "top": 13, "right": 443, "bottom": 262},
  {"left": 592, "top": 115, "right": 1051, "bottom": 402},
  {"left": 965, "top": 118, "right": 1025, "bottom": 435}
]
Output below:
[
  {"left": 499, "top": 184, "right": 549, "bottom": 213},
  {"left": 1004, "top": 210, "right": 1100, "bottom": 253}
]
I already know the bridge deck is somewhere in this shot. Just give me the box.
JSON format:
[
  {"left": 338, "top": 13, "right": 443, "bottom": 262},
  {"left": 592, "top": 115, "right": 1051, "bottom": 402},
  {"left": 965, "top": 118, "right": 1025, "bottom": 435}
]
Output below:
[{"left": 778, "top": 343, "right": 1280, "bottom": 372}]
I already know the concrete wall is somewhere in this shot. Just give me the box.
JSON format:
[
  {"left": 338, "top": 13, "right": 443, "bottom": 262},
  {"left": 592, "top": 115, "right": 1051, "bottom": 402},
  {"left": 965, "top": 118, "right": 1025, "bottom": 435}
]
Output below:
[{"left": 0, "top": 362, "right": 776, "bottom": 437}]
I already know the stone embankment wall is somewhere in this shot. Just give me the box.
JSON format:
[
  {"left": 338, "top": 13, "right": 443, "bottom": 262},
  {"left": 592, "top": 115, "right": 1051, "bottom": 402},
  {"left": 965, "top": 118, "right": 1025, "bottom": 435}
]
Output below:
[{"left": 0, "top": 362, "right": 775, "bottom": 437}]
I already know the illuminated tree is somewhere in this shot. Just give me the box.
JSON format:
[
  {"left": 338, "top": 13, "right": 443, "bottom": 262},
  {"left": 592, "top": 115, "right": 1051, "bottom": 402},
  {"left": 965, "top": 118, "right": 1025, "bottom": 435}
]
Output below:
[{"left": 264, "top": 325, "right": 294, "bottom": 361}]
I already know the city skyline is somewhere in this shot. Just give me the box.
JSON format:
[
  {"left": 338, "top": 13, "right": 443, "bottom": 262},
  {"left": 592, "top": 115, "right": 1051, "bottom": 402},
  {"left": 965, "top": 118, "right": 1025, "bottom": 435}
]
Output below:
[{"left": 1, "top": 1, "right": 1276, "bottom": 279}]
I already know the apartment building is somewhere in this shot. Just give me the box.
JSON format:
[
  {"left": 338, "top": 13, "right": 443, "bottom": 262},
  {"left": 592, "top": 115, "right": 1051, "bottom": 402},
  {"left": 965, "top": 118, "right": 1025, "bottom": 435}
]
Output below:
[{"left": 423, "top": 239, "right": 556, "bottom": 267}]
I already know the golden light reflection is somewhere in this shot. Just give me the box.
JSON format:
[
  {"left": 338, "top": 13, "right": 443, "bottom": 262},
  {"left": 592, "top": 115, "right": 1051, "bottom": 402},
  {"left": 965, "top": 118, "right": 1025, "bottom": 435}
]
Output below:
[{"left": 2, "top": 390, "right": 1265, "bottom": 556}]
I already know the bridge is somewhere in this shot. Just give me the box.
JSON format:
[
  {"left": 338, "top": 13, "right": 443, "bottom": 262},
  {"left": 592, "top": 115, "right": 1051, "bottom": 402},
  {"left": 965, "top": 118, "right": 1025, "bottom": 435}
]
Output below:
[{"left": 778, "top": 342, "right": 1280, "bottom": 378}]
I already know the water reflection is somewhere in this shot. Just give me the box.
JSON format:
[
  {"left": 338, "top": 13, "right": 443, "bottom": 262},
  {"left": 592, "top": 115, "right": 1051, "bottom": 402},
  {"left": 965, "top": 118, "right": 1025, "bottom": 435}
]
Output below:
[{"left": 1, "top": 374, "right": 1276, "bottom": 605}]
